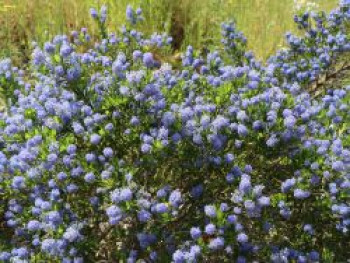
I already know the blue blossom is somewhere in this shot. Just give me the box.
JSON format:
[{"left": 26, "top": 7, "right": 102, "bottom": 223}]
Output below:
[
  {"left": 133, "top": 50, "right": 143, "bottom": 61},
  {"left": 303, "top": 224, "right": 315, "bottom": 235},
  {"left": 204, "top": 205, "right": 217, "bottom": 218},
  {"left": 294, "top": 189, "right": 311, "bottom": 200},
  {"left": 60, "top": 43, "right": 73, "bottom": 58},
  {"left": 237, "top": 124, "right": 249, "bottom": 136},
  {"left": 0, "top": 252, "right": 11, "bottom": 261},
  {"left": 190, "top": 184, "right": 203, "bottom": 199},
  {"left": 45, "top": 211, "right": 62, "bottom": 225},
  {"left": 90, "top": 134, "right": 101, "bottom": 145},
  {"left": 227, "top": 214, "right": 237, "bottom": 224},
  {"left": 169, "top": 190, "right": 182, "bottom": 208},
  {"left": 63, "top": 226, "right": 81, "bottom": 242},
  {"left": 44, "top": 42, "right": 55, "bottom": 53},
  {"left": 237, "top": 233, "right": 248, "bottom": 243},
  {"left": 308, "top": 251, "right": 319, "bottom": 262},
  {"left": 106, "top": 205, "right": 123, "bottom": 225},
  {"left": 205, "top": 223, "right": 216, "bottom": 235},
  {"left": 111, "top": 188, "right": 133, "bottom": 203},
  {"left": 138, "top": 210, "right": 152, "bottom": 222},
  {"left": 130, "top": 116, "right": 140, "bottom": 126},
  {"left": 85, "top": 153, "right": 96, "bottom": 163},
  {"left": 90, "top": 8, "right": 98, "bottom": 19},
  {"left": 190, "top": 227, "right": 202, "bottom": 240},
  {"left": 281, "top": 178, "right": 296, "bottom": 193},
  {"left": 27, "top": 220, "right": 41, "bottom": 231},
  {"left": 208, "top": 237, "right": 225, "bottom": 250},
  {"left": 173, "top": 250, "right": 185, "bottom": 263},
  {"left": 84, "top": 172, "right": 95, "bottom": 183},
  {"left": 143, "top": 52, "right": 154, "bottom": 68},
  {"left": 153, "top": 203, "right": 168, "bottom": 214},
  {"left": 12, "top": 176, "right": 25, "bottom": 189},
  {"left": 105, "top": 123, "right": 114, "bottom": 131},
  {"left": 100, "top": 5, "right": 107, "bottom": 23},
  {"left": 41, "top": 239, "right": 58, "bottom": 255},
  {"left": 72, "top": 122, "right": 84, "bottom": 134},
  {"left": 103, "top": 147, "right": 114, "bottom": 158},
  {"left": 258, "top": 196, "right": 270, "bottom": 207},
  {"left": 141, "top": 143, "right": 151, "bottom": 153},
  {"left": 332, "top": 160, "right": 344, "bottom": 172},
  {"left": 120, "top": 188, "right": 133, "bottom": 201},
  {"left": 67, "top": 144, "right": 77, "bottom": 154},
  {"left": 137, "top": 233, "right": 156, "bottom": 249},
  {"left": 126, "top": 5, "right": 136, "bottom": 24},
  {"left": 239, "top": 175, "right": 251, "bottom": 194}
]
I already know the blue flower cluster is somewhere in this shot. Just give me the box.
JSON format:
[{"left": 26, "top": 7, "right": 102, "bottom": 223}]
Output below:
[{"left": 0, "top": 2, "right": 349, "bottom": 262}]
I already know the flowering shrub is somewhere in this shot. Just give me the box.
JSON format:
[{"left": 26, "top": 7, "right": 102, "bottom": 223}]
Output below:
[{"left": 0, "top": 1, "right": 349, "bottom": 262}]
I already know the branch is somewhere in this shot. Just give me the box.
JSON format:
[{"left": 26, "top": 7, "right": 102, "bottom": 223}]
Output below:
[{"left": 308, "top": 61, "right": 350, "bottom": 98}]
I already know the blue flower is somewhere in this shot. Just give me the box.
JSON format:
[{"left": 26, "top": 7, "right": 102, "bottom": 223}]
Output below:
[
  {"left": 41, "top": 239, "right": 58, "bottom": 255},
  {"left": 130, "top": 116, "right": 140, "bottom": 126},
  {"left": 85, "top": 153, "right": 96, "bottom": 163},
  {"left": 105, "top": 123, "right": 114, "bottom": 131},
  {"left": 90, "top": 134, "right": 101, "bottom": 145},
  {"left": 126, "top": 5, "right": 136, "bottom": 24},
  {"left": 47, "top": 153, "right": 58, "bottom": 163},
  {"left": 169, "top": 190, "right": 182, "bottom": 208},
  {"left": 143, "top": 52, "right": 154, "bottom": 68},
  {"left": 44, "top": 42, "right": 55, "bottom": 53},
  {"left": 225, "top": 153, "right": 235, "bottom": 163},
  {"left": 258, "top": 196, "right": 270, "bottom": 207},
  {"left": 237, "top": 124, "right": 248, "bottom": 136},
  {"left": 281, "top": 178, "right": 296, "bottom": 193},
  {"left": 204, "top": 205, "right": 217, "bottom": 218},
  {"left": 12, "top": 176, "right": 25, "bottom": 189},
  {"left": 106, "top": 205, "right": 123, "bottom": 225},
  {"left": 208, "top": 237, "right": 225, "bottom": 250},
  {"left": 120, "top": 188, "right": 133, "bottom": 201},
  {"left": 308, "top": 251, "right": 319, "bottom": 262},
  {"left": 45, "top": 211, "right": 62, "bottom": 225},
  {"left": 190, "top": 227, "right": 202, "bottom": 240},
  {"left": 227, "top": 214, "right": 237, "bottom": 224},
  {"left": 100, "top": 5, "right": 107, "bottom": 23},
  {"left": 12, "top": 247, "right": 29, "bottom": 258},
  {"left": 172, "top": 250, "right": 185, "bottom": 263},
  {"left": 63, "top": 227, "right": 81, "bottom": 242},
  {"left": 90, "top": 8, "right": 98, "bottom": 19},
  {"left": 332, "top": 160, "right": 344, "bottom": 172},
  {"left": 138, "top": 210, "right": 152, "bottom": 222},
  {"left": 132, "top": 50, "right": 143, "bottom": 61},
  {"left": 0, "top": 252, "right": 11, "bottom": 261},
  {"left": 190, "top": 184, "right": 203, "bottom": 199},
  {"left": 60, "top": 43, "right": 72, "bottom": 58},
  {"left": 237, "top": 233, "right": 248, "bottom": 243},
  {"left": 154, "top": 203, "right": 168, "bottom": 214},
  {"left": 205, "top": 223, "right": 216, "bottom": 235},
  {"left": 239, "top": 175, "right": 251, "bottom": 194},
  {"left": 137, "top": 233, "right": 157, "bottom": 249},
  {"left": 72, "top": 122, "right": 84, "bottom": 135},
  {"left": 84, "top": 172, "right": 95, "bottom": 183},
  {"left": 66, "top": 144, "right": 77, "bottom": 155},
  {"left": 27, "top": 220, "right": 41, "bottom": 231},
  {"left": 141, "top": 143, "right": 151, "bottom": 153},
  {"left": 303, "top": 224, "right": 314, "bottom": 235},
  {"left": 294, "top": 189, "right": 311, "bottom": 200},
  {"left": 103, "top": 147, "right": 114, "bottom": 158}
]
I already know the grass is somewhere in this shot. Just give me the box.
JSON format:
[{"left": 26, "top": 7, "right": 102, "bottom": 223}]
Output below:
[{"left": 0, "top": 0, "right": 338, "bottom": 64}]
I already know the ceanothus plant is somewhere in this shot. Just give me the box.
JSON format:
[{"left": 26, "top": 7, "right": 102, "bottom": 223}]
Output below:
[{"left": 0, "top": 2, "right": 349, "bottom": 262}]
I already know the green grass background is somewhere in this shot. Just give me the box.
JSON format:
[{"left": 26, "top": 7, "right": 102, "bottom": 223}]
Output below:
[{"left": 0, "top": 0, "right": 338, "bottom": 63}]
